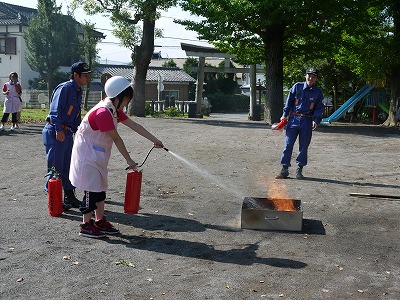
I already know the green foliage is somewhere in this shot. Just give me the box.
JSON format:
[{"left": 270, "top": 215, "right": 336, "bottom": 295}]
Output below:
[
  {"left": 178, "top": 0, "right": 400, "bottom": 124},
  {"left": 0, "top": 107, "right": 48, "bottom": 123},
  {"left": 164, "top": 106, "right": 182, "bottom": 117},
  {"left": 28, "top": 71, "right": 70, "bottom": 90},
  {"left": 162, "top": 59, "right": 177, "bottom": 67},
  {"left": 183, "top": 57, "right": 198, "bottom": 101},
  {"left": 112, "top": 22, "right": 143, "bottom": 52},
  {"left": 183, "top": 57, "right": 198, "bottom": 78},
  {"left": 207, "top": 93, "right": 249, "bottom": 112},
  {"left": 201, "top": 61, "right": 239, "bottom": 96},
  {"left": 72, "top": 0, "right": 179, "bottom": 117},
  {"left": 20, "top": 108, "right": 49, "bottom": 123},
  {"left": 24, "top": 0, "right": 82, "bottom": 94}
]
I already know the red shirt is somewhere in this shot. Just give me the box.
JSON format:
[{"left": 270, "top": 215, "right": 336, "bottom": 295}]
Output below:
[{"left": 88, "top": 107, "right": 129, "bottom": 132}]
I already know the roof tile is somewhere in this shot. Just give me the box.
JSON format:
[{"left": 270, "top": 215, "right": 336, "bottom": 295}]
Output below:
[{"left": 97, "top": 65, "right": 196, "bottom": 82}]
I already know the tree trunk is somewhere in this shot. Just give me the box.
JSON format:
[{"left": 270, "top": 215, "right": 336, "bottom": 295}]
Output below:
[
  {"left": 332, "top": 86, "right": 338, "bottom": 111},
  {"left": 263, "top": 24, "right": 284, "bottom": 124},
  {"left": 127, "top": 19, "right": 155, "bottom": 117},
  {"left": 47, "top": 73, "right": 53, "bottom": 105},
  {"left": 84, "top": 82, "right": 91, "bottom": 111},
  {"left": 384, "top": 67, "right": 400, "bottom": 126},
  {"left": 384, "top": 2, "right": 400, "bottom": 127}
]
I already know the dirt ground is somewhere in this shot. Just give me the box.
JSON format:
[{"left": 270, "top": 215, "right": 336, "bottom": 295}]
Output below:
[{"left": 1, "top": 115, "right": 400, "bottom": 300}]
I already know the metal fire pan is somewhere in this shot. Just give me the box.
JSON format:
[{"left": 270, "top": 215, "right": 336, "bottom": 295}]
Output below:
[{"left": 241, "top": 197, "right": 303, "bottom": 232}]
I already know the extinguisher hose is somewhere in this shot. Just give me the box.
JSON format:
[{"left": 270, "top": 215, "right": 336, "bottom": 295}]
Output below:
[
  {"left": 137, "top": 146, "right": 155, "bottom": 167},
  {"left": 125, "top": 145, "right": 168, "bottom": 170}
]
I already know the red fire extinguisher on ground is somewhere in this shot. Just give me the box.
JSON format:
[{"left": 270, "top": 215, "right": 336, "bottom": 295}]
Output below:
[
  {"left": 46, "top": 167, "right": 63, "bottom": 217},
  {"left": 124, "top": 146, "right": 168, "bottom": 214},
  {"left": 124, "top": 169, "right": 143, "bottom": 214}
]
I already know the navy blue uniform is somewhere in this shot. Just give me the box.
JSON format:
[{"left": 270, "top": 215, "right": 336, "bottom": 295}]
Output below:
[
  {"left": 280, "top": 82, "right": 324, "bottom": 167},
  {"left": 42, "top": 79, "right": 83, "bottom": 190}
]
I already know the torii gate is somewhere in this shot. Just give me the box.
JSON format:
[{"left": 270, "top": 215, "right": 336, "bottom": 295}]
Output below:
[{"left": 181, "top": 43, "right": 260, "bottom": 120}]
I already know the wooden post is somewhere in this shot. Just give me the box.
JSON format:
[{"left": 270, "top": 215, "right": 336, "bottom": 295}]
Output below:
[
  {"left": 248, "top": 64, "right": 257, "bottom": 120},
  {"left": 195, "top": 56, "right": 205, "bottom": 118}
]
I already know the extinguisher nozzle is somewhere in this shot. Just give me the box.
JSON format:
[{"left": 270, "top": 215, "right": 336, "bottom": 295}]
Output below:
[{"left": 163, "top": 147, "right": 169, "bottom": 152}]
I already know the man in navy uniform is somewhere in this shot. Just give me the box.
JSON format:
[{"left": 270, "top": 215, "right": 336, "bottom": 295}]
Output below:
[
  {"left": 276, "top": 67, "right": 325, "bottom": 180},
  {"left": 42, "top": 62, "right": 91, "bottom": 209}
]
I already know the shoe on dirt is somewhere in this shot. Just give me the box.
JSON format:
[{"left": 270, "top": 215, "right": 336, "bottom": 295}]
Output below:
[
  {"left": 63, "top": 202, "right": 72, "bottom": 211},
  {"left": 296, "top": 167, "right": 305, "bottom": 180},
  {"left": 275, "top": 166, "right": 289, "bottom": 179},
  {"left": 64, "top": 189, "right": 81, "bottom": 208},
  {"left": 79, "top": 220, "right": 106, "bottom": 238},
  {"left": 95, "top": 218, "right": 120, "bottom": 235}
]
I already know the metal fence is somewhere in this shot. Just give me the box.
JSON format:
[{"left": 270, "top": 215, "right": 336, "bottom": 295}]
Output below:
[
  {"left": 0, "top": 90, "right": 103, "bottom": 109},
  {"left": 0, "top": 90, "right": 210, "bottom": 114}
]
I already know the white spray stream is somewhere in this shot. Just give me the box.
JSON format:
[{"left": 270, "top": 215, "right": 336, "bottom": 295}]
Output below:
[{"left": 167, "top": 150, "right": 245, "bottom": 201}]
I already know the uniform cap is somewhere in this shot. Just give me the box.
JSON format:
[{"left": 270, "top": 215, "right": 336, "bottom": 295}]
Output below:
[
  {"left": 71, "top": 62, "right": 91, "bottom": 74},
  {"left": 104, "top": 76, "right": 132, "bottom": 98},
  {"left": 306, "top": 67, "right": 318, "bottom": 77}
]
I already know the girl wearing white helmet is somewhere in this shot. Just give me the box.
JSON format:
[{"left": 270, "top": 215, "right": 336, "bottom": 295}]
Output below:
[{"left": 69, "top": 76, "right": 164, "bottom": 238}]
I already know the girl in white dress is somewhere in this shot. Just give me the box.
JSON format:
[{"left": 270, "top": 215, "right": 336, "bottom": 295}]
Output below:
[{"left": 1, "top": 72, "right": 22, "bottom": 131}]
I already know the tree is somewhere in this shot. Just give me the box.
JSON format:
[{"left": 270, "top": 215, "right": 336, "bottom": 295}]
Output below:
[
  {"left": 178, "top": 0, "right": 381, "bottom": 124},
  {"left": 73, "top": 0, "right": 178, "bottom": 117},
  {"left": 24, "top": 0, "right": 81, "bottom": 101},
  {"left": 183, "top": 57, "right": 198, "bottom": 101},
  {"left": 318, "top": 0, "right": 400, "bottom": 126},
  {"left": 376, "top": 1, "right": 400, "bottom": 126},
  {"left": 81, "top": 21, "right": 103, "bottom": 110},
  {"left": 28, "top": 71, "right": 69, "bottom": 90},
  {"left": 162, "top": 59, "right": 177, "bottom": 67}
]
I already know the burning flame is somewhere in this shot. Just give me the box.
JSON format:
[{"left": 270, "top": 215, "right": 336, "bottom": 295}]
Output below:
[{"left": 259, "top": 178, "right": 297, "bottom": 211}]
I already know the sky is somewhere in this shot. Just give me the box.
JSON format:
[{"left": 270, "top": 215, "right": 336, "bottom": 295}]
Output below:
[{"left": 2, "top": 0, "right": 211, "bottom": 64}]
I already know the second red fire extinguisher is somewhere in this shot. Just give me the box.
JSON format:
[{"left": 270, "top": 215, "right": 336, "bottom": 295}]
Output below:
[
  {"left": 46, "top": 167, "right": 63, "bottom": 217},
  {"left": 124, "top": 146, "right": 168, "bottom": 214},
  {"left": 124, "top": 169, "right": 143, "bottom": 214}
]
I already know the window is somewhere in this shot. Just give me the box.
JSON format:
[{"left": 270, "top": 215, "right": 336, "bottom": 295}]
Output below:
[
  {"left": 162, "top": 90, "right": 179, "bottom": 107},
  {"left": 0, "top": 37, "right": 17, "bottom": 54}
]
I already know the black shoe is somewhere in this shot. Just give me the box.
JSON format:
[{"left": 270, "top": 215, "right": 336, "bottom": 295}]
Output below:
[
  {"left": 64, "top": 189, "right": 81, "bottom": 208},
  {"left": 79, "top": 220, "right": 106, "bottom": 238},
  {"left": 296, "top": 167, "right": 305, "bottom": 180},
  {"left": 63, "top": 202, "right": 72, "bottom": 211},
  {"left": 275, "top": 166, "right": 289, "bottom": 179},
  {"left": 95, "top": 217, "right": 120, "bottom": 235}
]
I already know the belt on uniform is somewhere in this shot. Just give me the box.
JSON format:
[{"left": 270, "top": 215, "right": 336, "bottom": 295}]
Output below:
[
  {"left": 46, "top": 122, "right": 72, "bottom": 131},
  {"left": 61, "top": 124, "right": 72, "bottom": 130},
  {"left": 292, "top": 112, "right": 311, "bottom": 118}
]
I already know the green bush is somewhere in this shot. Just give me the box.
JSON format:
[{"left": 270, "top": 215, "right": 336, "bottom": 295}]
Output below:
[
  {"left": 164, "top": 106, "right": 182, "bottom": 117},
  {"left": 207, "top": 93, "right": 249, "bottom": 112},
  {"left": 145, "top": 102, "right": 155, "bottom": 116}
]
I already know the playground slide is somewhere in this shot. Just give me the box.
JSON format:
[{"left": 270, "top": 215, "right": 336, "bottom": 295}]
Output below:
[{"left": 322, "top": 84, "right": 375, "bottom": 123}]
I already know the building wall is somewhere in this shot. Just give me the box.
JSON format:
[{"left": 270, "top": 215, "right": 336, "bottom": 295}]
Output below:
[
  {"left": 0, "top": 24, "right": 39, "bottom": 90},
  {"left": 0, "top": 24, "right": 22, "bottom": 87},
  {"left": 145, "top": 82, "right": 190, "bottom": 101}
]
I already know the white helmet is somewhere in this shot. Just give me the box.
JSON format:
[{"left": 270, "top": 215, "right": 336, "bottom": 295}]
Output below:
[{"left": 104, "top": 76, "right": 132, "bottom": 98}]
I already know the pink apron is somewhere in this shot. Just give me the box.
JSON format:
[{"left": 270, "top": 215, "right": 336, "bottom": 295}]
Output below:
[
  {"left": 3, "top": 82, "right": 22, "bottom": 113},
  {"left": 70, "top": 99, "right": 117, "bottom": 192}
]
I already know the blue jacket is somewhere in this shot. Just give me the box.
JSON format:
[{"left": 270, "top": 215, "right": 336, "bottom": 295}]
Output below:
[
  {"left": 46, "top": 79, "right": 83, "bottom": 133},
  {"left": 283, "top": 82, "right": 325, "bottom": 124}
]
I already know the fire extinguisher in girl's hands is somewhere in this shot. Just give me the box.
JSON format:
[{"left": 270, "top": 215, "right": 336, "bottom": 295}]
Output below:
[
  {"left": 124, "top": 169, "right": 142, "bottom": 214},
  {"left": 45, "top": 167, "right": 63, "bottom": 217},
  {"left": 123, "top": 146, "right": 168, "bottom": 214}
]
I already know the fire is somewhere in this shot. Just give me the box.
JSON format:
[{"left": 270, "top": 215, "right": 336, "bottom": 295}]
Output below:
[{"left": 261, "top": 178, "right": 297, "bottom": 211}]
